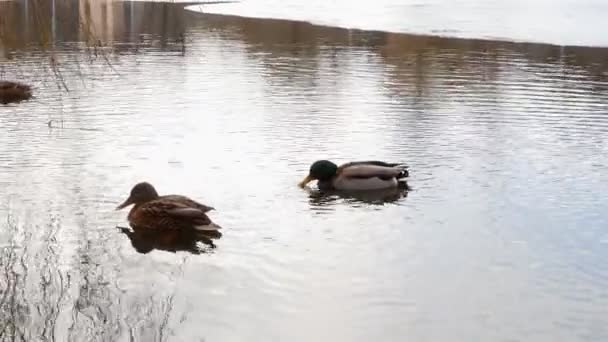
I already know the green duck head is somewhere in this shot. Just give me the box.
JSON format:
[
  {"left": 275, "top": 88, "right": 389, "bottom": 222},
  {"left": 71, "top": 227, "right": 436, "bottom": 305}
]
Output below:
[{"left": 298, "top": 160, "right": 338, "bottom": 187}]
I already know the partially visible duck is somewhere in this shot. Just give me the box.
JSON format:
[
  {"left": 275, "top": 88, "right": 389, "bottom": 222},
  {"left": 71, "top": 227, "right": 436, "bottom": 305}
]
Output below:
[
  {"left": 298, "top": 160, "right": 409, "bottom": 191},
  {"left": 116, "top": 182, "right": 221, "bottom": 232},
  {"left": 0, "top": 81, "right": 32, "bottom": 104}
]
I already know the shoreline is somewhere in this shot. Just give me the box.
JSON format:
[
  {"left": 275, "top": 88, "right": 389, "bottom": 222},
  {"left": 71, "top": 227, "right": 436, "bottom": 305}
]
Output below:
[
  {"left": 189, "top": 9, "right": 608, "bottom": 54},
  {"left": 184, "top": 3, "right": 608, "bottom": 49}
]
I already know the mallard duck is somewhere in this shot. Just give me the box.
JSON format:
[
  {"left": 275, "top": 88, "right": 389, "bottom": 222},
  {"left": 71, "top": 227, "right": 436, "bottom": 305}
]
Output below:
[
  {"left": 298, "top": 160, "right": 409, "bottom": 190},
  {"left": 116, "top": 182, "right": 221, "bottom": 232},
  {"left": 0, "top": 81, "right": 32, "bottom": 104}
]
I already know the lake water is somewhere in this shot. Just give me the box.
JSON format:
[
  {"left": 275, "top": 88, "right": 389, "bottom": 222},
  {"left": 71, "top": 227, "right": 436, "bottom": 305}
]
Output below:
[
  {"left": 194, "top": 0, "right": 608, "bottom": 47},
  {"left": 1, "top": 1, "right": 608, "bottom": 341}
]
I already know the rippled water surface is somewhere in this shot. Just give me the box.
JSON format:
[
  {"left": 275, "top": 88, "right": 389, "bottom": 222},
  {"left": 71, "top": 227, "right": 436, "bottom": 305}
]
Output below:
[{"left": 1, "top": 1, "right": 608, "bottom": 341}]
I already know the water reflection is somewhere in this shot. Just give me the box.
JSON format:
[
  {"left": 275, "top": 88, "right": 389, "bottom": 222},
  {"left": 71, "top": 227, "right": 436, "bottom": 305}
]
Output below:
[
  {"left": 197, "top": 0, "right": 608, "bottom": 47},
  {"left": 0, "top": 0, "right": 190, "bottom": 48},
  {"left": 118, "top": 226, "right": 221, "bottom": 254},
  {"left": 306, "top": 184, "right": 410, "bottom": 209},
  {"left": 0, "top": 214, "right": 70, "bottom": 342},
  {"left": 0, "top": 0, "right": 197, "bottom": 87},
  {"left": 201, "top": 13, "right": 608, "bottom": 75},
  {"left": 0, "top": 1, "right": 607, "bottom": 341}
]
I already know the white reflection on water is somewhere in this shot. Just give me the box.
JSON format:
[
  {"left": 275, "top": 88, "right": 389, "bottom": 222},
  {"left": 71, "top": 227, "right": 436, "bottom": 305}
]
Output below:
[
  {"left": 0, "top": 2, "right": 608, "bottom": 341},
  {"left": 196, "top": 0, "right": 608, "bottom": 47}
]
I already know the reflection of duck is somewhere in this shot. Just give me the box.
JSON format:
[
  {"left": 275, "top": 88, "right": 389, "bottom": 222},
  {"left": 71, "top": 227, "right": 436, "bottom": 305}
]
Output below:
[
  {"left": 0, "top": 81, "right": 32, "bottom": 104},
  {"left": 307, "top": 181, "right": 410, "bottom": 207},
  {"left": 299, "top": 160, "right": 409, "bottom": 190},
  {"left": 118, "top": 226, "right": 221, "bottom": 254},
  {"left": 116, "top": 182, "right": 222, "bottom": 232}
]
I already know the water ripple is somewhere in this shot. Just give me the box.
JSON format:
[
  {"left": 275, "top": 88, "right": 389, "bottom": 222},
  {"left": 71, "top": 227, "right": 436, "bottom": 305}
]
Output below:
[{"left": 0, "top": 3, "right": 607, "bottom": 341}]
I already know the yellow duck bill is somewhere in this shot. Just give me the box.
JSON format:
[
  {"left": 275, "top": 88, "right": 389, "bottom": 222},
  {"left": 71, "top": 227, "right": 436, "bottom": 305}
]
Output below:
[{"left": 298, "top": 174, "right": 314, "bottom": 188}]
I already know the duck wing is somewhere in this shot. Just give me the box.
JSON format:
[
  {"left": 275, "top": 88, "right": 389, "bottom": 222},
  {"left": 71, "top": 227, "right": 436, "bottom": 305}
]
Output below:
[
  {"left": 338, "top": 162, "right": 408, "bottom": 180},
  {"left": 134, "top": 199, "right": 221, "bottom": 231},
  {"left": 160, "top": 195, "right": 215, "bottom": 213},
  {"left": 341, "top": 160, "right": 407, "bottom": 169}
]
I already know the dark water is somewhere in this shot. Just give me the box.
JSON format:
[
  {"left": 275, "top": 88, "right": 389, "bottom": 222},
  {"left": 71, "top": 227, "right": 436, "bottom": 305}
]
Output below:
[{"left": 1, "top": 1, "right": 608, "bottom": 341}]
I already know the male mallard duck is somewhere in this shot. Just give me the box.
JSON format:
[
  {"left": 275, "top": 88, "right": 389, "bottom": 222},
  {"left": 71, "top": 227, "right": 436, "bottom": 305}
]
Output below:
[
  {"left": 0, "top": 81, "right": 32, "bottom": 104},
  {"left": 116, "top": 182, "right": 221, "bottom": 232},
  {"left": 298, "top": 160, "right": 409, "bottom": 190}
]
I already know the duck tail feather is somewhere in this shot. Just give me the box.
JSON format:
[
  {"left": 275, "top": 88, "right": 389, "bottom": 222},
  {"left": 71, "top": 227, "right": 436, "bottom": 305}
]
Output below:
[
  {"left": 194, "top": 221, "right": 222, "bottom": 231},
  {"left": 397, "top": 168, "right": 409, "bottom": 179}
]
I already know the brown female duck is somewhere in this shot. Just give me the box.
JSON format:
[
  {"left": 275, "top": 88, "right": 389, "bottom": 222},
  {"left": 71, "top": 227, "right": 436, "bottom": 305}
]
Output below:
[
  {"left": 0, "top": 81, "right": 32, "bottom": 104},
  {"left": 116, "top": 182, "right": 221, "bottom": 232}
]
